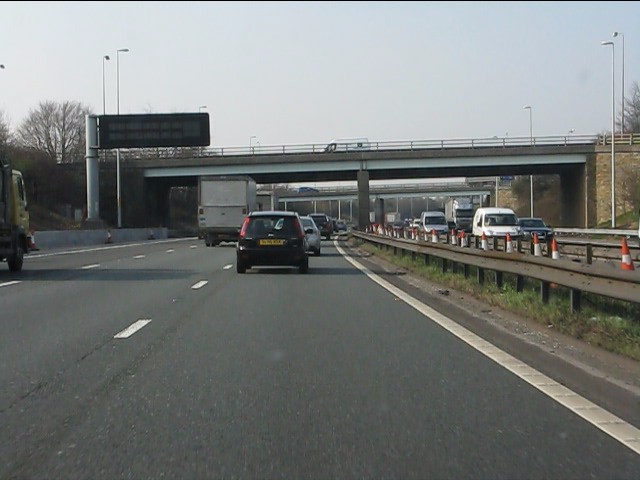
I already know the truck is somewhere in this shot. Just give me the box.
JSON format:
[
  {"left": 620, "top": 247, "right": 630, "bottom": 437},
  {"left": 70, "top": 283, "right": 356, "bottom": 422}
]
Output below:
[
  {"left": 444, "top": 197, "right": 475, "bottom": 232},
  {"left": 0, "top": 156, "right": 30, "bottom": 272},
  {"left": 197, "top": 175, "right": 257, "bottom": 247},
  {"left": 385, "top": 211, "right": 401, "bottom": 224}
]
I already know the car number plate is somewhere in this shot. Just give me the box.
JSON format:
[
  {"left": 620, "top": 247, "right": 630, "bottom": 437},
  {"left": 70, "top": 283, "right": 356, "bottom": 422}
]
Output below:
[{"left": 259, "top": 239, "right": 285, "bottom": 246}]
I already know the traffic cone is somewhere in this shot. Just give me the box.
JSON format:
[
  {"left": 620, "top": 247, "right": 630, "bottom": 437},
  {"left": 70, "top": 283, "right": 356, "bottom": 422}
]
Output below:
[
  {"left": 29, "top": 230, "right": 40, "bottom": 251},
  {"left": 533, "top": 233, "right": 542, "bottom": 257},
  {"left": 459, "top": 231, "right": 467, "bottom": 248},
  {"left": 481, "top": 232, "right": 488, "bottom": 251},
  {"left": 431, "top": 229, "right": 438, "bottom": 243},
  {"left": 621, "top": 237, "right": 635, "bottom": 271},
  {"left": 505, "top": 233, "right": 513, "bottom": 253},
  {"left": 105, "top": 229, "right": 113, "bottom": 244},
  {"left": 450, "top": 229, "right": 457, "bottom": 246},
  {"left": 551, "top": 238, "right": 560, "bottom": 260}
]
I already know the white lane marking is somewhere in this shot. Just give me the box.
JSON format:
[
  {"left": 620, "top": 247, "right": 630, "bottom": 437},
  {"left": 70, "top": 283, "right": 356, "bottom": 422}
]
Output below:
[
  {"left": 81, "top": 264, "right": 100, "bottom": 270},
  {"left": 0, "top": 281, "right": 21, "bottom": 288},
  {"left": 133, "top": 254, "right": 145, "bottom": 259},
  {"left": 114, "top": 319, "right": 152, "bottom": 339},
  {"left": 27, "top": 238, "right": 193, "bottom": 259},
  {"left": 166, "top": 249, "right": 175, "bottom": 253},
  {"left": 191, "top": 280, "right": 208, "bottom": 290},
  {"left": 334, "top": 240, "right": 640, "bottom": 456},
  {"left": 223, "top": 264, "right": 233, "bottom": 270},
  {"left": 190, "top": 245, "right": 198, "bottom": 249}
]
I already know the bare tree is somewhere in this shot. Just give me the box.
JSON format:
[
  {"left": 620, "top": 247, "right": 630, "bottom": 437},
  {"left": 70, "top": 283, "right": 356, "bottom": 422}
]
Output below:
[
  {"left": 16, "top": 100, "right": 93, "bottom": 163},
  {"left": 0, "top": 110, "right": 11, "bottom": 152},
  {"left": 621, "top": 81, "right": 640, "bottom": 134}
]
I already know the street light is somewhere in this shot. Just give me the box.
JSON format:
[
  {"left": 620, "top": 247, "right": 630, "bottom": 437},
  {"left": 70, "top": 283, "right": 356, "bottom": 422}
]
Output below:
[
  {"left": 523, "top": 105, "right": 534, "bottom": 216},
  {"left": 602, "top": 40, "right": 616, "bottom": 228},
  {"left": 0, "top": 64, "right": 4, "bottom": 69},
  {"left": 198, "top": 105, "right": 207, "bottom": 112},
  {"left": 250, "top": 135, "right": 257, "bottom": 153},
  {"left": 613, "top": 32, "right": 625, "bottom": 134},
  {"left": 102, "top": 55, "right": 110, "bottom": 115},
  {"left": 116, "top": 48, "right": 129, "bottom": 228}
]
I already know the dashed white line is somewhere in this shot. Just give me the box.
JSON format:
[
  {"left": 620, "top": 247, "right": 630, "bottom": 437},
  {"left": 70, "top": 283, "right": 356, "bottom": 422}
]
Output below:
[
  {"left": 81, "top": 264, "right": 100, "bottom": 270},
  {"left": 114, "top": 319, "right": 152, "bottom": 339},
  {"left": 0, "top": 281, "right": 21, "bottom": 288},
  {"left": 166, "top": 249, "right": 175, "bottom": 253},
  {"left": 133, "top": 254, "right": 145, "bottom": 259},
  {"left": 191, "top": 280, "right": 208, "bottom": 290},
  {"left": 223, "top": 264, "right": 233, "bottom": 270},
  {"left": 334, "top": 240, "right": 640, "bottom": 456},
  {"left": 190, "top": 245, "right": 198, "bottom": 249}
]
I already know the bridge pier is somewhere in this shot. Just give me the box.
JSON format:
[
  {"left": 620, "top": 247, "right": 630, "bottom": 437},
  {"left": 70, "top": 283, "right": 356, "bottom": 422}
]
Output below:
[
  {"left": 145, "top": 179, "right": 171, "bottom": 228},
  {"left": 560, "top": 164, "right": 586, "bottom": 227},
  {"left": 357, "top": 170, "right": 370, "bottom": 229}
]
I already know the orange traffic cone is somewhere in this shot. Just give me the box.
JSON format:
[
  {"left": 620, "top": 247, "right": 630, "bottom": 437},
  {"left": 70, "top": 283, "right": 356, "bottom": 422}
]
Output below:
[
  {"left": 105, "top": 229, "right": 113, "bottom": 244},
  {"left": 431, "top": 229, "right": 438, "bottom": 243},
  {"left": 505, "top": 233, "right": 513, "bottom": 253},
  {"left": 450, "top": 229, "right": 457, "bottom": 246},
  {"left": 533, "top": 232, "right": 542, "bottom": 256},
  {"left": 481, "top": 232, "right": 488, "bottom": 251},
  {"left": 29, "top": 230, "right": 40, "bottom": 251},
  {"left": 621, "top": 237, "right": 635, "bottom": 271},
  {"left": 551, "top": 238, "right": 560, "bottom": 260}
]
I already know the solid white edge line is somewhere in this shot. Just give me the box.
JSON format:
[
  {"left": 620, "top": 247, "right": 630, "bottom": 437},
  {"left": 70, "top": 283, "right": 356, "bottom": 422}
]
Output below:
[
  {"left": 81, "top": 264, "right": 100, "bottom": 270},
  {"left": 334, "top": 240, "right": 640, "bottom": 456},
  {"left": 114, "top": 319, "right": 152, "bottom": 339},
  {"left": 0, "top": 281, "right": 21, "bottom": 288},
  {"left": 191, "top": 280, "right": 208, "bottom": 290}
]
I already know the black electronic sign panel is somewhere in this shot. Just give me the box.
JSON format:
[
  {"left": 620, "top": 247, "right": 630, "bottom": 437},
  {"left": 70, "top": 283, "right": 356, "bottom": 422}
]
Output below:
[{"left": 98, "top": 113, "right": 210, "bottom": 149}]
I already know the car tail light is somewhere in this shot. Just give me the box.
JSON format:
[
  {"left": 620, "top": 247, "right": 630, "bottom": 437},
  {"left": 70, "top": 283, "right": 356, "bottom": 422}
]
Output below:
[
  {"left": 239, "top": 217, "right": 250, "bottom": 239},
  {"left": 294, "top": 219, "right": 304, "bottom": 238}
]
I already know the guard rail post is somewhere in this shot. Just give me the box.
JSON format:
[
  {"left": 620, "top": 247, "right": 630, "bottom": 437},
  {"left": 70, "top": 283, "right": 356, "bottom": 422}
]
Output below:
[
  {"left": 463, "top": 264, "right": 470, "bottom": 278},
  {"left": 496, "top": 271, "right": 504, "bottom": 288},
  {"left": 586, "top": 244, "right": 593, "bottom": 264},
  {"left": 570, "top": 289, "right": 582, "bottom": 313},
  {"left": 516, "top": 275, "right": 525, "bottom": 292},
  {"left": 477, "top": 267, "right": 485, "bottom": 285},
  {"left": 541, "top": 281, "right": 550, "bottom": 303}
]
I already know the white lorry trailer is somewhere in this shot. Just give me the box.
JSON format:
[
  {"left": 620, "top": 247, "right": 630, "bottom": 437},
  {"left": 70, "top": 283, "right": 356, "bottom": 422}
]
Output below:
[
  {"left": 444, "top": 197, "right": 475, "bottom": 232},
  {"left": 198, "top": 176, "right": 257, "bottom": 247}
]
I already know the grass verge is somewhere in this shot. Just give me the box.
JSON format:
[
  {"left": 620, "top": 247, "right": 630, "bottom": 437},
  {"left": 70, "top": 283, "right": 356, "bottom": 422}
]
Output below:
[{"left": 353, "top": 238, "right": 640, "bottom": 361}]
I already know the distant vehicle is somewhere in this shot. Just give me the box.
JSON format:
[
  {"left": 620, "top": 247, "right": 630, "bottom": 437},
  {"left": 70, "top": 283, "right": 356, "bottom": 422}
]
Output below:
[
  {"left": 0, "top": 156, "right": 31, "bottom": 272},
  {"left": 472, "top": 207, "right": 522, "bottom": 239},
  {"left": 324, "top": 137, "right": 370, "bottom": 153},
  {"left": 236, "top": 211, "right": 310, "bottom": 273},
  {"left": 411, "top": 218, "right": 421, "bottom": 230},
  {"left": 198, "top": 176, "right": 257, "bottom": 247},
  {"left": 309, "top": 213, "right": 333, "bottom": 240},
  {"left": 420, "top": 211, "right": 449, "bottom": 235},
  {"left": 335, "top": 219, "right": 348, "bottom": 232},
  {"left": 385, "top": 212, "right": 401, "bottom": 224},
  {"left": 300, "top": 216, "right": 321, "bottom": 255},
  {"left": 518, "top": 217, "right": 554, "bottom": 241},
  {"left": 445, "top": 197, "right": 475, "bottom": 232}
]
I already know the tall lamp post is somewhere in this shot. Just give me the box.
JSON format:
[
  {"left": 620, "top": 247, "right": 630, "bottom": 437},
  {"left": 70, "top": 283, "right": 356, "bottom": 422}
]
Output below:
[
  {"left": 116, "top": 48, "right": 129, "bottom": 228},
  {"left": 602, "top": 40, "right": 616, "bottom": 228},
  {"left": 250, "top": 135, "right": 257, "bottom": 153},
  {"left": 198, "top": 106, "right": 207, "bottom": 155},
  {"left": 613, "top": 32, "right": 625, "bottom": 134},
  {"left": 522, "top": 105, "right": 534, "bottom": 216},
  {"left": 102, "top": 55, "right": 110, "bottom": 115}
]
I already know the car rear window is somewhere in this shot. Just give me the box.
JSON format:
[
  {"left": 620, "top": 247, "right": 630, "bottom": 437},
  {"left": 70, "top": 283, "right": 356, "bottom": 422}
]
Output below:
[{"left": 246, "top": 215, "right": 299, "bottom": 237}]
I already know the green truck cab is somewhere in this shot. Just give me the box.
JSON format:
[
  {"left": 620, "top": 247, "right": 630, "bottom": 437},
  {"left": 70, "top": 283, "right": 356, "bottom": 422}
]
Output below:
[{"left": 0, "top": 158, "right": 30, "bottom": 272}]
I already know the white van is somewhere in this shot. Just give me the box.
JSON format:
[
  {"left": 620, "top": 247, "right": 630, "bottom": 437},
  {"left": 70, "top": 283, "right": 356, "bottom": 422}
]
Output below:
[
  {"left": 472, "top": 207, "right": 522, "bottom": 238},
  {"left": 420, "top": 211, "right": 449, "bottom": 234},
  {"left": 324, "top": 137, "right": 370, "bottom": 153}
]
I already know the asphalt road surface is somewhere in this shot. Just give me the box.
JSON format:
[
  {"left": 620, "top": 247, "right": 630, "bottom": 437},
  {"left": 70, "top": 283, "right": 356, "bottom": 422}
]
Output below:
[{"left": 0, "top": 238, "right": 638, "bottom": 479}]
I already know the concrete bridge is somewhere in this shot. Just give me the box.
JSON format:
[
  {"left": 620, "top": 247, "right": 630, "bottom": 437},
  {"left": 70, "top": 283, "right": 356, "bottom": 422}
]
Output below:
[{"left": 93, "top": 134, "right": 640, "bottom": 229}]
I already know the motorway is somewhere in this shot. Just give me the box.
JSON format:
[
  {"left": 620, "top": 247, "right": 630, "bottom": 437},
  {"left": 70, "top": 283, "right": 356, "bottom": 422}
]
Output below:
[{"left": 0, "top": 238, "right": 639, "bottom": 479}]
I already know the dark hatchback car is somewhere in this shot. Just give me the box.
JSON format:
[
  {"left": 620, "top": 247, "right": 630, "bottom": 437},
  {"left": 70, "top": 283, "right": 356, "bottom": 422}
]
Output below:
[
  {"left": 518, "top": 217, "right": 554, "bottom": 241},
  {"left": 309, "top": 213, "right": 333, "bottom": 240},
  {"left": 236, "top": 211, "right": 310, "bottom": 273}
]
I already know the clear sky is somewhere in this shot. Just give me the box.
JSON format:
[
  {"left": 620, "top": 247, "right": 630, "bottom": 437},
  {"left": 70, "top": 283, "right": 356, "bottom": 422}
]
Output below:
[{"left": 1, "top": 1, "right": 638, "bottom": 148}]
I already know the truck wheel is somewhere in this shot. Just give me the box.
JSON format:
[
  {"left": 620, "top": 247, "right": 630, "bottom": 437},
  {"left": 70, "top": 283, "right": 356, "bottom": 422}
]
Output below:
[{"left": 8, "top": 245, "right": 24, "bottom": 272}]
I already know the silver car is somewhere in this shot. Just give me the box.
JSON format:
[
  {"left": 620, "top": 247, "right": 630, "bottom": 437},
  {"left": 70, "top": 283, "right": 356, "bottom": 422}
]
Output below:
[{"left": 300, "top": 216, "right": 321, "bottom": 255}]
